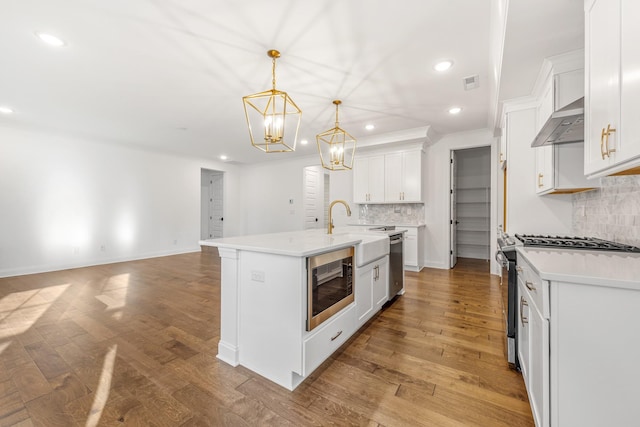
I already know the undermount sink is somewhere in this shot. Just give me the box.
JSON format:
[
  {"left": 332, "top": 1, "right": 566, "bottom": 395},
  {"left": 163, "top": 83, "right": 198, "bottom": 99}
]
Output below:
[{"left": 352, "top": 234, "right": 389, "bottom": 267}]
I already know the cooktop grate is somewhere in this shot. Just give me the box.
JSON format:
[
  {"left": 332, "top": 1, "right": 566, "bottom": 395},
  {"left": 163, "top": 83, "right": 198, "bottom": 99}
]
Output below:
[{"left": 514, "top": 234, "right": 640, "bottom": 252}]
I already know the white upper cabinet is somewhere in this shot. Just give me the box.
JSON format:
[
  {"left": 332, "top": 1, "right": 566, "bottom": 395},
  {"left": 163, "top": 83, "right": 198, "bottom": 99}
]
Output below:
[
  {"left": 353, "top": 155, "right": 385, "bottom": 203},
  {"left": 384, "top": 151, "right": 423, "bottom": 202},
  {"left": 532, "top": 51, "right": 595, "bottom": 194},
  {"left": 585, "top": 0, "right": 640, "bottom": 177},
  {"left": 353, "top": 147, "right": 424, "bottom": 204}
]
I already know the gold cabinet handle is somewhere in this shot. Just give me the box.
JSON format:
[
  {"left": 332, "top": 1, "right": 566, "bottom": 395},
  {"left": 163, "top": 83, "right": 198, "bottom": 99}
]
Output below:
[
  {"left": 605, "top": 124, "right": 616, "bottom": 157},
  {"left": 520, "top": 297, "right": 529, "bottom": 325},
  {"left": 330, "top": 330, "right": 343, "bottom": 341},
  {"left": 525, "top": 280, "right": 536, "bottom": 291},
  {"left": 601, "top": 124, "right": 617, "bottom": 159},
  {"left": 537, "top": 173, "right": 544, "bottom": 188}
]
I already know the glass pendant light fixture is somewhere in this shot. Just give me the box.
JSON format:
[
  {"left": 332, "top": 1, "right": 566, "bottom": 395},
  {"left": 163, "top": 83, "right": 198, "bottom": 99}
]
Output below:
[
  {"left": 243, "top": 49, "right": 302, "bottom": 152},
  {"left": 316, "top": 100, "right": 356, "bottom": 171}
]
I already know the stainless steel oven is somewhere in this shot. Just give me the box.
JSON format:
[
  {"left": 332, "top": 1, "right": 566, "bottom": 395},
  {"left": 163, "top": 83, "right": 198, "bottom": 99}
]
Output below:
[
  {"left": 495, "top": 236, "right": 518, "bottom": 370},
  {"left": 307, "top": 246, "right": 354, "bottom": 331}
]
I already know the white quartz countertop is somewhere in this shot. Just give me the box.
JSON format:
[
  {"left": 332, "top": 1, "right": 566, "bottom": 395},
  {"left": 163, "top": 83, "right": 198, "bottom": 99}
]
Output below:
[
  {"left": 199, "top": 227, "right": 389, "bottom": 257},
  {"left": 516, "top": 247, "right": 640, "bottom": 290}
]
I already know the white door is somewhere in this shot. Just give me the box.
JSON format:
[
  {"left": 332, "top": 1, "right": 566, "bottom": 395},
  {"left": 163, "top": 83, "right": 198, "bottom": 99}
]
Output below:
[
  {"left": 303, "top": 166, "right": 324, "bottom": 229},
  {"left": 450, "top": 151, "right": 458, "bottom": 268},
  {"left": 210, "top": 173, "right": 224, "bottom": 238}
]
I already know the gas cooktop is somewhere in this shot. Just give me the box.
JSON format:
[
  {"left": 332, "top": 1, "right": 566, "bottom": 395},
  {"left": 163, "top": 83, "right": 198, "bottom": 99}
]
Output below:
[{"left": 514, "top": 234, "right": 640, "bottom": 252}]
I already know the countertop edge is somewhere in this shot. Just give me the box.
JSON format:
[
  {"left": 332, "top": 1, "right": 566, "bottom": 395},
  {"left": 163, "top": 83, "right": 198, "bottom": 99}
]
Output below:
[
  {"left": 516, "top": 247, "right": 640, "bottom": 290},
  {"left": 199, "top": 237, "right": 363, "bottom": 257}
]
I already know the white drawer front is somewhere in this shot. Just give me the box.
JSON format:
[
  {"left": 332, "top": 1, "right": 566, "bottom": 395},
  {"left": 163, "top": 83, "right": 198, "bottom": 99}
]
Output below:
[
  {"left": 303, "top": 305, "right": 356, "bottom": 376},
  {"left": 517, "top": 255, "right": 549, "bottom": 318}
]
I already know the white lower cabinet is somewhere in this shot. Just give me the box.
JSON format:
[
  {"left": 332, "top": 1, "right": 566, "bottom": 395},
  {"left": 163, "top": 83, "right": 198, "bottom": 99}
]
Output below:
[
  {"left": 355, "top": 256, "right": 388, "bottom": 327},
  {"left": 517, "top": 251, "right": 640, "bottom": 427},
  {"left": 517, "top": 256, "right": 550, "bottom": 427},
  {"left": 397, "top": 226, "right": 425, "bottom": 271}
]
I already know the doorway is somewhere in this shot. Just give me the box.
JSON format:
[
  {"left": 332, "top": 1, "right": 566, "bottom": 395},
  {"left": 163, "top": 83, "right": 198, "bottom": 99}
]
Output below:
[
  {"left": 201, "top": 169, "right": 224, "bottom": 239},
  {"left": 450, "top": 146, "right": 491, "bottom": 268}
]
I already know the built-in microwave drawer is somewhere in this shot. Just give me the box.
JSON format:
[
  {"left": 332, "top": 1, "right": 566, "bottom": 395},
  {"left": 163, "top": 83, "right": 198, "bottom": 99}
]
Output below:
[
  {"left": 303, "top": 304, "right": 355, "bottom": 376},
  {"left": 516, "top": 254, "right": 549, "bottom": 318}
]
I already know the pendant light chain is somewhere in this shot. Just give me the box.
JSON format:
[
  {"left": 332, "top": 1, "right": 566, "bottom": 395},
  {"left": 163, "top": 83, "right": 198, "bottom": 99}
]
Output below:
[{"left": 271, "top": 56, "right": 277, "bottom": 90}]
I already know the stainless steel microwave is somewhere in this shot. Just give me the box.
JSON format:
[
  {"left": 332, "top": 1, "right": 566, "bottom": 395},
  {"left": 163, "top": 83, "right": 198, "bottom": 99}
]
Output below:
[{"left": 307, "top": 246, "right": 354, "bottom": 331}]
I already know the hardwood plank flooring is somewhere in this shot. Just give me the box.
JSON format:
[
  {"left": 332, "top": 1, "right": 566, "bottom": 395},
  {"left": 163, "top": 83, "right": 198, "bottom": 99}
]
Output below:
[{"left": 0, "top": 253, "right": 533, "bottom": 426}]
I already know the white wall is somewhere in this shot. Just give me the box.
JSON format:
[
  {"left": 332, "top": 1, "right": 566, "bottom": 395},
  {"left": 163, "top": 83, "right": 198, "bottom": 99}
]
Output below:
[
  {"left": 505, "top": 107, "right": 573, "bottom": 235},
  {"left": 0, "top": 125, "right": 242, "bottom": 277},
  {"left": 239, "top": 155, "right": 354, "bottom": 235},
  {"left": 423, "top": 129, "right": 499, "bottom": 273}
]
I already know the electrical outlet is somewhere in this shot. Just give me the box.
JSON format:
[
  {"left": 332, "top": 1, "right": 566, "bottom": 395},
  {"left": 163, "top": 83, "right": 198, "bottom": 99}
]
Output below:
[
  {"left": 100, "top": 245, "right": 106, "bottom": 252},
  {"left": 73, "top": 247, "right": 80, "bottom": 255},
  {"left": 251, "top": 270, "right": 265, "bottom": 282},
  {"left": 289, "top": 198, "right": 294, "bottom": 204},
  {"left": 173, "top": 239, "right": 178, "bottom": 245}
]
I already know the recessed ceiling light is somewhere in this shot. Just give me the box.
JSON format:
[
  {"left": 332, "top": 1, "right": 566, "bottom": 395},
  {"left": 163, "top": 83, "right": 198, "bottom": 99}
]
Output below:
[
  {"left": 449, "top": 107, "right": 462, "bottom": 115},
  {"left": 365, "top": 124, "right": 375, "bottom": 131},
  {"left": 0, "top": 106, "right": 14, "bottom": 114},
  {"left": 35, "top": 32, "right": 66, "bottom": 47},
  {"left": 300, "top": 139, "right": 308, "bottom": 145},
  {"left": 220, "top": 155, "right": 228, "bottom": 160},
  {"left": 434, "top": 60, "right": 453, "bottom": 72}
]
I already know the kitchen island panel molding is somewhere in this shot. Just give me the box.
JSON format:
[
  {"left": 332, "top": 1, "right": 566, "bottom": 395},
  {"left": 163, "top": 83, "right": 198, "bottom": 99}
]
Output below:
[{"left": 217, "top": 247, "right": 241, "bottom": 367}]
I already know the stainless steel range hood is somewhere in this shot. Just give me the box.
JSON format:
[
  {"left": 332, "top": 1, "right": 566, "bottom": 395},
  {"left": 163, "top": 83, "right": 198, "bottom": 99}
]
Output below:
[{"left": 531, "top": 97, "right": 584, "bottom": 147}]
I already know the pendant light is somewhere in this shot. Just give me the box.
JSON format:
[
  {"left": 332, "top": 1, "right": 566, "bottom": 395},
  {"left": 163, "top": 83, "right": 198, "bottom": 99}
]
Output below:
[
  {"left": 316, "top": 100, "right": 356, "bottom": 171},
  {"left": 242, "top": 49, "right": 302, "bottom": 153}
]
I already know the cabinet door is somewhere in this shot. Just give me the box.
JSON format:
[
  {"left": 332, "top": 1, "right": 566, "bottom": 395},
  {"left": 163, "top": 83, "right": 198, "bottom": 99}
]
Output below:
[
  {"left": 619, "top": 0, "right": 640, "bottom": 165},
  {"left": 353, "top": 157, "right": 370, "bottom": 203},
  {"left": 373, "top": 258, "right": 389, "bottom": 310},
  {"left": 535, "top": 146, "right": 554, "bottom": 194},
  {"left": 404, "top": 232, "right": 418, "bottom": 267},
  {"left": 585, "top": 0, "right": 620, "bottom": 175},
  {"left": 368, "top": 156, "right": 386, "bottom": 202},
  {"left": 529, "top": 301, "right": 550, "bottom": 427},
  {"left": 355, "top": 264, "right": 374, "bottom": 326},
  {"left": 384, "top": 153, "right": 403, "bottom": 202},
  {"left": 517, "top": 281, "right": 530, "bottom": 384},
  {"left": 402, "top": 153, "right": 422, "bottom": 201}
]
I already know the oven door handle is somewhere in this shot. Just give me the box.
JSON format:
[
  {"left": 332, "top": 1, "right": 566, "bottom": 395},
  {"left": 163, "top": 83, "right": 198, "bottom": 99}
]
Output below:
[
  {"left": 390, "top": 238, "right": 403, "bottom": 245},
  {"left": 495, "top": 250, "right": 507, "bottom": 266}
]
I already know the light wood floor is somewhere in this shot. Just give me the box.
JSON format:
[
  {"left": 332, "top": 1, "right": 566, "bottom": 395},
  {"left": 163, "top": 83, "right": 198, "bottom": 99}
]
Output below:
[{"left": 0, "top": 252, "right": 533, "bottom": 426}]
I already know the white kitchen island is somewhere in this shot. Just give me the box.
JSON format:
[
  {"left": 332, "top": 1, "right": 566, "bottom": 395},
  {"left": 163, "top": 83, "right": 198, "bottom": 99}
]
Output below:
[{"left": 200, "top": 228, "right": 392, "bottom": 390}]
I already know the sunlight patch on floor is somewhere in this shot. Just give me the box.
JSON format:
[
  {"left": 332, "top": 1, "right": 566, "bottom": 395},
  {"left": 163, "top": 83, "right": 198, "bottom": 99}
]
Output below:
[
  {"left": 86, "top": 343, "right": 118, "bottom": 427},
  {"left": 94, "top": 273, "right": 130, "bottom": 319},
  {"left": 0, "top": 283, "right": 70, "bottom": 340}
]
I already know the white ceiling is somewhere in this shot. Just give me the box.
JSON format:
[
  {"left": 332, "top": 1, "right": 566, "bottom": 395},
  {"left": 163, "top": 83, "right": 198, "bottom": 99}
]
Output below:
[{"left": 0, "top": 0, "right": 583, "bottom": 165}]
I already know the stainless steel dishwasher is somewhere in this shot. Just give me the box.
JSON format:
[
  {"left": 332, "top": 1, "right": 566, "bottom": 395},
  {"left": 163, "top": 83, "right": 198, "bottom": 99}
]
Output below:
[{"left": 388, "top": 232, "right": 404, "bottom": 297}]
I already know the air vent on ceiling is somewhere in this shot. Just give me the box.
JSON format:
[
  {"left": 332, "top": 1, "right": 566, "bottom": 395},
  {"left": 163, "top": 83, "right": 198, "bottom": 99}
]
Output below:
[{"left": 463, "top": 74, "right": 479, "bottom": 91}]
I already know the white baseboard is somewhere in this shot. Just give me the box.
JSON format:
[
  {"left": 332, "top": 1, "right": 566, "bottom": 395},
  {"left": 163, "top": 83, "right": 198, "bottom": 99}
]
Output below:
[{"left": 0, "top": 246, "right": 202, "bottom": 278}]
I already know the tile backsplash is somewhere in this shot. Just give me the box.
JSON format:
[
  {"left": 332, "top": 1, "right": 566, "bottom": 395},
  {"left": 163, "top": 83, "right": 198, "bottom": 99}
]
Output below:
[
  {"left": 356, "top": 203, "right": 425, "bottom": 225},
  {"left": 572, "top": 175, "right": 640, "bottom": 246}
]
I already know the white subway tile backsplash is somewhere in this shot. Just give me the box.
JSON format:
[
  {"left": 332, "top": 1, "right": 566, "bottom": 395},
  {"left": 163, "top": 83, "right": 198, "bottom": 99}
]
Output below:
[{"left": 572, "top": 175, "right": 640, "bottom": 246}]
